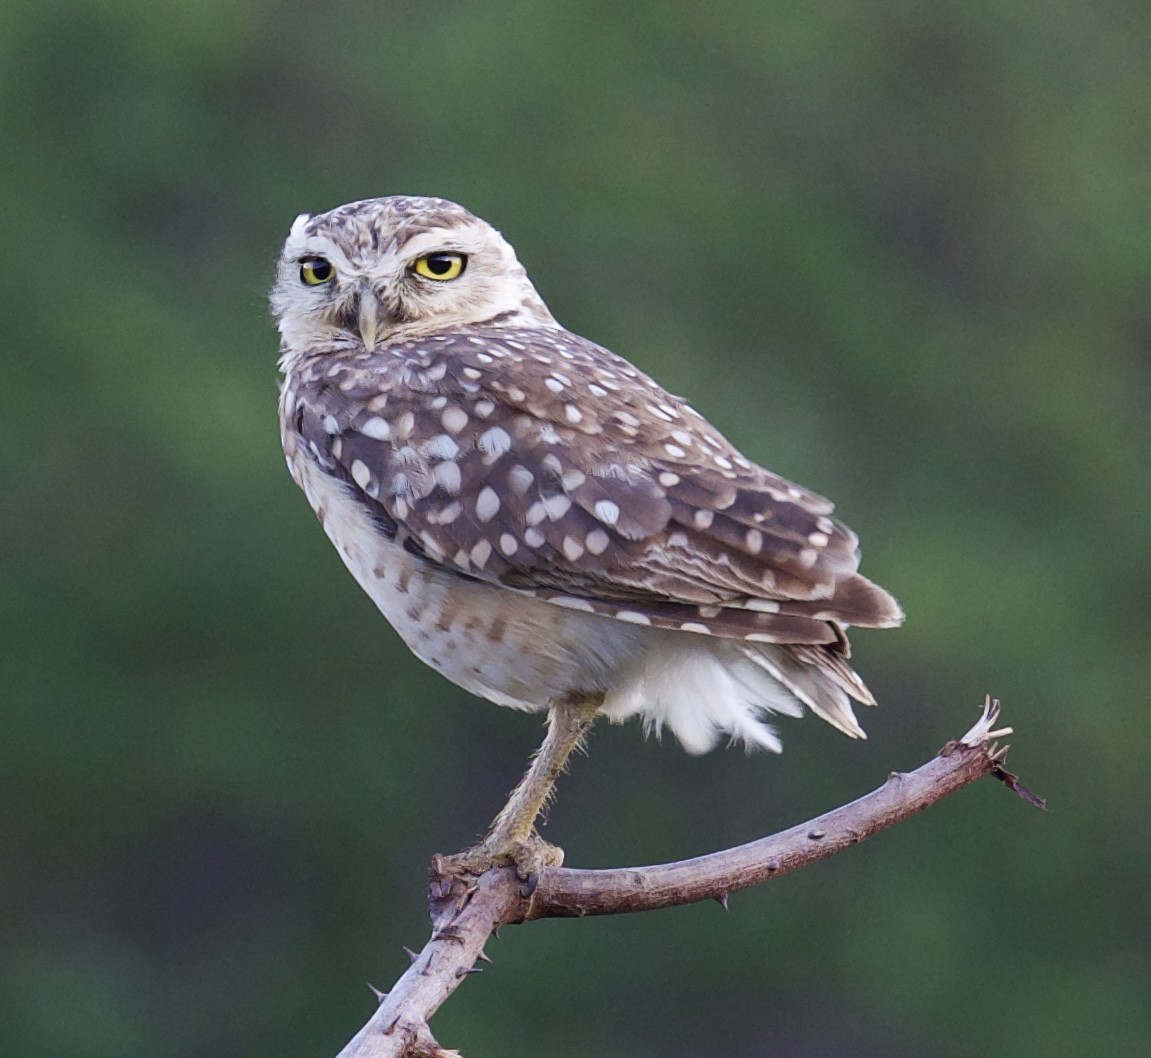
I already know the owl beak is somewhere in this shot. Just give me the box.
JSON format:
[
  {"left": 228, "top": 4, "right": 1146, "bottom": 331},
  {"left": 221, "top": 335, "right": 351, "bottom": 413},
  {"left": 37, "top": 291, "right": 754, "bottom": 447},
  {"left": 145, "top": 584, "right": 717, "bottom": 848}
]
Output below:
[{"left": 357, "top": 285, "right": 382, "bottom": 352}]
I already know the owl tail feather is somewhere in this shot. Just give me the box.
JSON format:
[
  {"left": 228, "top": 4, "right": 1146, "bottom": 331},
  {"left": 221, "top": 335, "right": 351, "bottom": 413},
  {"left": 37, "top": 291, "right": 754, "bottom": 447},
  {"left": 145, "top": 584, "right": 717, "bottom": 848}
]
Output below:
[{"left": 738, "top": 642, "right": 873, "bottom": 739}]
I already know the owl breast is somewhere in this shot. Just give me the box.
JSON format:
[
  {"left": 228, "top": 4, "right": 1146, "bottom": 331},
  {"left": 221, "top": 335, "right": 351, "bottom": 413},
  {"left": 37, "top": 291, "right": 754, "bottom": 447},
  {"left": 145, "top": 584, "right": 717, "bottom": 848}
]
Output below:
[{"left": 286, "top": 444, "right": 650, "bottom": 710}]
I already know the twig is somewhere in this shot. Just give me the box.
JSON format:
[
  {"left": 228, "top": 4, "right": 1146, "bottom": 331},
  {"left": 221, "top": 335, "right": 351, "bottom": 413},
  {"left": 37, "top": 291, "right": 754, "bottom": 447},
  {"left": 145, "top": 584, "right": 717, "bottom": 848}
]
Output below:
[{"left": 331, "top": 697, "right": 1033, "bottom": 1058}]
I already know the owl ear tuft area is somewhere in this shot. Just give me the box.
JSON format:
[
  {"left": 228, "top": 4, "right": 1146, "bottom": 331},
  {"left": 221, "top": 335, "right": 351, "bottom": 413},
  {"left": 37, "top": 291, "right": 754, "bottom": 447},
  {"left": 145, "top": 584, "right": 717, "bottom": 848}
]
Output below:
[{"left": 289, "top": 213, "right": 311, "bottom": 241}]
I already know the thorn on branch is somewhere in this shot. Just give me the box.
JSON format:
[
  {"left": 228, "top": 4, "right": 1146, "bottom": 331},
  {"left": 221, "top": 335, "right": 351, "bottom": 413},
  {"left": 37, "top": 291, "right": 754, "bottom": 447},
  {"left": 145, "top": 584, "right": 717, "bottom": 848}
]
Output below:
[
  {"left": 455, "top": 966, "right": 484, "bottom": 978},
  {"left": 367, "top": 982, "right": 388, "bottom": 1003},
  {"left": 807, "top": 828, "right": 826, "bottom": 840},
  {"left": 991, "top": 761, "right": 1048, "bottom": 810},
  {"left": 715, "top": 891, "right": 729, "bottom": 911},
  {"left": 476, "top": 947, "right": 492, "bottom": 964},
  {"left": 403, "top": 946, "right": 419, "bottom": 963}
]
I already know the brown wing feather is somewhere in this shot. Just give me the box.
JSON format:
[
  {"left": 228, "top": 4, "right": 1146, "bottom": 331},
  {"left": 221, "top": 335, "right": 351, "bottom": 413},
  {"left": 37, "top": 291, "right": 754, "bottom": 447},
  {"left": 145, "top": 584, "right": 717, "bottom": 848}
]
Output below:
[{"left": 286, "top": 325, "right": 903, "bottom": 649}]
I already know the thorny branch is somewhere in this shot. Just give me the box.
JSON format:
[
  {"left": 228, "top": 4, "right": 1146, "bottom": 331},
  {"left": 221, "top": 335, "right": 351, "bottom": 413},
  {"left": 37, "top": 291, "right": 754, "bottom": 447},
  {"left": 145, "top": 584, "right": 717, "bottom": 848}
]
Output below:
[{"left": 332, "top": 698, "right": 1039, "bottom": 1058}]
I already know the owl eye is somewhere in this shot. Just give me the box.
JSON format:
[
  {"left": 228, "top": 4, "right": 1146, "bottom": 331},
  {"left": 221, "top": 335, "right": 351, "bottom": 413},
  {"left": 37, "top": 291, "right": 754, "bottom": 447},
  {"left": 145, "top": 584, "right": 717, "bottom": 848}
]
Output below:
[
  {"left": 299, "top": 256, "right": 335, "bottom": 286},
  {"left": 413, "top": 252, "right": 467, "bottom": 281}
]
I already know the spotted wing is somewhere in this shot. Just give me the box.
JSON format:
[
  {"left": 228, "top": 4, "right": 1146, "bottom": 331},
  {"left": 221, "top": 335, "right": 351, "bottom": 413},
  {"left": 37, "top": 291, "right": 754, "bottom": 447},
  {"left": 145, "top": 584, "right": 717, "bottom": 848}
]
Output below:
[{"left": 286, "top": 325, "right": 903, "bottom": 650}]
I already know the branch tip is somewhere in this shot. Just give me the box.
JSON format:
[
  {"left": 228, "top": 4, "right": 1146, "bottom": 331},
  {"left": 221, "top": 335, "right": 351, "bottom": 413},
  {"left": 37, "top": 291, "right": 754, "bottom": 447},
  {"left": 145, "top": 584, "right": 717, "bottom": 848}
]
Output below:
[{"left": 960, "top": 696, "right": 1012, "bottom": 747}]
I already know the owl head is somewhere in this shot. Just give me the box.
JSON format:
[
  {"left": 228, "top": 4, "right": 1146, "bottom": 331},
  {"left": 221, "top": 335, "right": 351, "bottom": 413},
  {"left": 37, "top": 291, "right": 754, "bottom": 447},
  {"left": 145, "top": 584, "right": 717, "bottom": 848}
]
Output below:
[{"left": 270, "top": 196, "right": 555, "bottom": 361}]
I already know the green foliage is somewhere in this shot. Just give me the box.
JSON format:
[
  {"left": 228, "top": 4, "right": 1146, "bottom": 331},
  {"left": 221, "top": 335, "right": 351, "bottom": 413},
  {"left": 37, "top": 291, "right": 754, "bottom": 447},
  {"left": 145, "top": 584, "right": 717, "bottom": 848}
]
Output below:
[{"left": 2, "top": 2, "right": 1148, "bottom": 1054}]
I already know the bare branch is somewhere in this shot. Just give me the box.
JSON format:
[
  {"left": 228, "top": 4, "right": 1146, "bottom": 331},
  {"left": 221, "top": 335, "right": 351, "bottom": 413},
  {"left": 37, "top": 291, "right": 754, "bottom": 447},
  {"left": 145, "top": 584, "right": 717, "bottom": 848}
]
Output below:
[
  {"left": 526, "top": 698, "right": 1016, "bottom": 918},
  {"left": 332, "top": 698, "right": 1033, "bottom": 1058},
  {"left": 336, "top": 869, "right": 527, "bottom": 1058}
]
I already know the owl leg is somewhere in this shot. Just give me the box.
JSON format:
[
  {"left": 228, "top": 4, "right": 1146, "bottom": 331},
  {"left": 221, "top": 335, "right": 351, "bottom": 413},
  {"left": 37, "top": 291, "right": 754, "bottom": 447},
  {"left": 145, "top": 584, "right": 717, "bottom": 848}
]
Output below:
[{"left": 439, "top": 693, "right": 602, "bottom": 879}]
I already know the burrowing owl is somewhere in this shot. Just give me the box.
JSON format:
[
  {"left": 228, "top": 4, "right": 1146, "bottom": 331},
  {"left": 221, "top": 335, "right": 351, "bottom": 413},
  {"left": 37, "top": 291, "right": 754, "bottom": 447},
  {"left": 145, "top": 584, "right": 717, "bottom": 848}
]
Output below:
[{"left": 272, "top": 196, "right": 902, "bottom": 759}]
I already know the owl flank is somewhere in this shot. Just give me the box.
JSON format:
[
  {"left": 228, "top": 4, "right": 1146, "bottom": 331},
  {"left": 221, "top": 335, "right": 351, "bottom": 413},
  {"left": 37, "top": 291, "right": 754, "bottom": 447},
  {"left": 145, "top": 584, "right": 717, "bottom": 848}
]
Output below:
[{"left": 272, "top": 196, "right": 903, "bottom": 876}]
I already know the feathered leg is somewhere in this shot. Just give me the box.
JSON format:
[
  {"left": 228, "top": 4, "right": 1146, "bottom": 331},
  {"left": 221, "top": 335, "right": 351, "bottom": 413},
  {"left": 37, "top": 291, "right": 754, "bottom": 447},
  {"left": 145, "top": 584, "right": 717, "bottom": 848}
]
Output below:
[{"left": 442, "top": 693, "right": 602, "bottom": 878}]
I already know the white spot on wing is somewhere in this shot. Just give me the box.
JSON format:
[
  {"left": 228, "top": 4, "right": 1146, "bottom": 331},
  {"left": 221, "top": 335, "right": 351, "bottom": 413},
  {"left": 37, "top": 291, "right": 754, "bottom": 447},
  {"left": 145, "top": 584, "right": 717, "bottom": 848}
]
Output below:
[
  {"left": 745, "top": 599, "right": 780, "bottom": 613},
  {"left": 615, "top": 610, "right": 652, "bottom": 626},
  {"left": 394, "top": 412, "right": 415, "bottom": 440},
  {"left": 594, "top": 500, "right": 620, "bottom": 525},
  {"left": 441, "top": 406, "right": 469, "bottom": 434},
  {"left": 360, "top": 416, "right": 391, "bottom": 440},
  {"left": 433, "top": 461, "right": 462, "bottom": 493},
  {"left": 544, "top": 494, "right": 572, "bottom": 520},
  {"left": 502, "top": 467, "right": 532, "bottom": 500},
  {"left": 548, "top": 595, "right": 595, "bottom": 612},
  {"left": 425, "top": 434, "right": 460, "bottom": 460},
  {"left": 475, "top": 486, "right": 500, "bottom": 522},
  {"left": 478, "top": 426, "right": 512, "bottom": 458},
  {"left": 351, "top": 460, "right": 373, "bottom": 489},
  {"left": 585, "top": 528, "right": 610, "bottom": 555}
]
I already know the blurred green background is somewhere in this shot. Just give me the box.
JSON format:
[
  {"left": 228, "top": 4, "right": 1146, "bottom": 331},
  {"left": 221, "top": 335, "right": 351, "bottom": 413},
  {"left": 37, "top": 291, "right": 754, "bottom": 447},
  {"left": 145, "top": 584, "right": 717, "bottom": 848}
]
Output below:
[{"left": 3, "top": 1, "right": 1149, "bottom": 1055}]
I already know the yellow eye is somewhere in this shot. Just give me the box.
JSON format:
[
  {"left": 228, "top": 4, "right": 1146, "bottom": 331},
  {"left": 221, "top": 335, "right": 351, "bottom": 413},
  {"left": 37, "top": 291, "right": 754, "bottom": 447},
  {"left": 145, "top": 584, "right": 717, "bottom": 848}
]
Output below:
[
  {"left": 299, "top": 256, "right": 335, "bottom": 286},
  {"left": 413, "top": 252, "right": 467, "bottom": 281}
]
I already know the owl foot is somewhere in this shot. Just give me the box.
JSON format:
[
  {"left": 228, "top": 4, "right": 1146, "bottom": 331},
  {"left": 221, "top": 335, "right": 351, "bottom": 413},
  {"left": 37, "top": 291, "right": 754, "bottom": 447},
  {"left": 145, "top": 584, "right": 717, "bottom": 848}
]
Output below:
[{"left": 434, "top": 831, "right": 565, "bottom": 882}]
